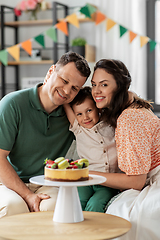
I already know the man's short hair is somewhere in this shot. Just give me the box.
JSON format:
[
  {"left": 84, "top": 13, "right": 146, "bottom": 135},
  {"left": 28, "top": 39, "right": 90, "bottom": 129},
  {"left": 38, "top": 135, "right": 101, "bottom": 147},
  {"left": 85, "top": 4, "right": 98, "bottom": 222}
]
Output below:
[{"left": 56, "top": 51, "right": 91, "bottom": 79}]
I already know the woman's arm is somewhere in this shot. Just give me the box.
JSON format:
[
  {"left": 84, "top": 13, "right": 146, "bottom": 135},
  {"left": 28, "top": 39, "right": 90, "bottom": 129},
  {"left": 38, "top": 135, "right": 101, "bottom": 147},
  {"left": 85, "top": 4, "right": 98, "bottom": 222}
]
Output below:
[
  {"left": 63, "top": 104, "right": 76, "bottom": 126},
  {"left": 89, "top": 170, "right": 147, "bottom": 191},
  {"left": 101, "top": 109, "right": 151, "bottom": 191}
]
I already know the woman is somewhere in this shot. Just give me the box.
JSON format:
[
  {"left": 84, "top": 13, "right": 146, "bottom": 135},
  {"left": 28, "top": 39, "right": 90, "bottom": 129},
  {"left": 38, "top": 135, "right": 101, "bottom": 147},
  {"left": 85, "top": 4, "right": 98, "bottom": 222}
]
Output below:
[{"left": 90, "top": 59, "right": 160, "bottom": 240}]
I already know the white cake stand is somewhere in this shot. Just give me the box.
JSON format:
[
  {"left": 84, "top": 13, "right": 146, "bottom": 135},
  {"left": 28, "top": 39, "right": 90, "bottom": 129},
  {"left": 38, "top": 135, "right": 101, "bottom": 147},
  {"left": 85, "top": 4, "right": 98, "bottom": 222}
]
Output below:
[{"left": 30, "top": 174, "right": 106, "bottom": 223}]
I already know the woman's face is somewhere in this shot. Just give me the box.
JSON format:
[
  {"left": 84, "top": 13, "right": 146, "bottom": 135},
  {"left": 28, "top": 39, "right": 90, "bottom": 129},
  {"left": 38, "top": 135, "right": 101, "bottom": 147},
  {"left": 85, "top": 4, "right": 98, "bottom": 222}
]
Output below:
[{"left": 91, "top": 68, "right": 117, "bottom": 109}]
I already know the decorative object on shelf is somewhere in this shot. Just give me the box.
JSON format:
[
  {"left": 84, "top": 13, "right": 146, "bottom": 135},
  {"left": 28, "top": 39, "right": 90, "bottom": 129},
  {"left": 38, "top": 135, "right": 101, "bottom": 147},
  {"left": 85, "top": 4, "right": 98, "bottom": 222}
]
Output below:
[
  {"left": 29, "top": 8, "right": 38, "bottom": 20},
  {"left": 71, "top": 37, "right": 86, "bottom": 57},
  {"left": 85, "top": 44, "right": 96, "bottom": 62},
  {"left": 21, "top": 77, "right": 44, "bottom": 89},
  {"left": 14, "top": 0, "right": 51, "bottom": 20}
]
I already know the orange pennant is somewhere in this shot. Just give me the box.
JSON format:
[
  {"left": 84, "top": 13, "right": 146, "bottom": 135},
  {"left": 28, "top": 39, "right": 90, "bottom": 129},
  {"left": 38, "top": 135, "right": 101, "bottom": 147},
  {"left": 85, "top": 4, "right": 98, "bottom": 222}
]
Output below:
[
  {"left": 95, "top": 11, "right": 106, "bottom": 25},
  {"left": 55, "top": 20, "right": 68, "bottom": 36},
  {"left": 140, "top": 36, "right": 149, "bottom": 48},
  {"left": 66, "top": 13, "right": 79, "bottom": 28},
  {"left": 129, "top": 31, "right": 137, "bottom": 43},
  {"left": 21, "top": 39, "right": 32, "bottom": 56},
  {"left": 7, "top": 45, "right": 20, "bottom": 61},
  {"left": 106, "top": 18, "right": 116, "bottom": 31}
]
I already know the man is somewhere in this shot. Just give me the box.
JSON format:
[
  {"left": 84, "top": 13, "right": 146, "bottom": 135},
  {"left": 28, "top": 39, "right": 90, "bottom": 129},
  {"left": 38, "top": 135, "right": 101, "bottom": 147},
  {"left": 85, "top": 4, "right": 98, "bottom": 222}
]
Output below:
[{"left": 0, "top": 52, "right": 90, "bottom": 218}]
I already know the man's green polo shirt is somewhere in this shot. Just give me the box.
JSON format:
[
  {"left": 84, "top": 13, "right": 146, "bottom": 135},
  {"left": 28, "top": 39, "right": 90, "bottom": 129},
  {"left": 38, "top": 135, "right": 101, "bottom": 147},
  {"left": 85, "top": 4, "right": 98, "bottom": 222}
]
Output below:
[{"left": 0, "top": 85, "right": 74, "bottom": 182}]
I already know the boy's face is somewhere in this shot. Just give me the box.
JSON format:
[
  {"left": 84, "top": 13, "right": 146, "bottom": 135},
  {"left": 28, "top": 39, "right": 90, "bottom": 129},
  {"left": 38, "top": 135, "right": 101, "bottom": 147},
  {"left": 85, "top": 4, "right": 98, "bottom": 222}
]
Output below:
[{"left": 72, "top": 98, "right": 99, "bottom": 129}]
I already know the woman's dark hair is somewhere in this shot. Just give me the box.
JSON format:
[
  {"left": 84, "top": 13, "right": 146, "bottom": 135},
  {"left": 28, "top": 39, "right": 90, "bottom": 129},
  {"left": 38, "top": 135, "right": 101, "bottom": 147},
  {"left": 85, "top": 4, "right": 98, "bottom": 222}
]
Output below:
[
  {"left": 94, "top": 59, "right": 153, "bottom": 128},
  {"left": 70, "top": 86, "right": 96, "bottom": 108},
  {"left": 56, "top": 51, "right": 91, "bottom": 79}
]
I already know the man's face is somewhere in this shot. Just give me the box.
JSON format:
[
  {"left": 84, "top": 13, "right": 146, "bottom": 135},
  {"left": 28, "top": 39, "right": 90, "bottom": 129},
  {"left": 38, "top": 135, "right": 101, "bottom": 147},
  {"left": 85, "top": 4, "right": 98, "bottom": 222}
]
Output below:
[{"left": 43, "top": 62, "right": 87, "bottom": 112}]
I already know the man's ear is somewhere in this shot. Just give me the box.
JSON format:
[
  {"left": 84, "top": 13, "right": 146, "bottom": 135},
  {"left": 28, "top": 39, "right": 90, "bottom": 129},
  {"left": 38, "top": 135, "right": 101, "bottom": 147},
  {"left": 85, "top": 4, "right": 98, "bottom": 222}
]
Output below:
[
  {"left": 43, "top": 65, "right": 56, "bottom": 85},
  {"left": 54, "top": 65, "right": 56, "bottom": 70}
]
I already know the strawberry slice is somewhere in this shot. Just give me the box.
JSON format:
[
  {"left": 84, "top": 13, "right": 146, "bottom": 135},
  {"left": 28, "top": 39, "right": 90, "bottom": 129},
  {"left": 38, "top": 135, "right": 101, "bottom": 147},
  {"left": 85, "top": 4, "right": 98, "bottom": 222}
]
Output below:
[
  {"left": 44, "top": 158, "right": 55, "bottom": 165},
  {"left": 72, "top": 165, "right": 78, "bottom": 169},
  {"left": 46, "top": 162, "right": 57, "bottom": 168},
  {"left": 70, "top": 160, "right": 78, "bottom": 165},
  {"left": 47, "top": 160, "right": 55, "bottom": 164}
]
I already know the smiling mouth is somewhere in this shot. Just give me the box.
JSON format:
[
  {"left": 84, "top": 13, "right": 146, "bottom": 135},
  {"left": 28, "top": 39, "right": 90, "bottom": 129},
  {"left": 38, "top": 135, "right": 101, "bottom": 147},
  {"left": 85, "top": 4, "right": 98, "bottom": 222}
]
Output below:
[
  {"left": 57, "top": 90, "right": 66, "bottom": 99},
  {"left": 95, "top": 97, "right": 105, "bottom": 102},
  {"left": 84, "top": 120, "right": 92, "bottom": 124}
]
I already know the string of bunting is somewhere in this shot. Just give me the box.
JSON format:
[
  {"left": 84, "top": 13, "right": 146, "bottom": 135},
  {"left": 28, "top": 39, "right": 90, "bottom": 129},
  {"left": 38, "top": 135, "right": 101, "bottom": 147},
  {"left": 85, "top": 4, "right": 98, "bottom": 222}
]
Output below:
[{"left": 0, "top": 3, "right": 157, "bottom": 66}]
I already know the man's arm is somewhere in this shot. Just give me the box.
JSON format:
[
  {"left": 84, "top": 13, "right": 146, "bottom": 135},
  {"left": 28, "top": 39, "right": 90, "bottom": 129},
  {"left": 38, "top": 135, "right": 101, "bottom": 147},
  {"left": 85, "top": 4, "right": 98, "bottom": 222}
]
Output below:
[{"left": 0, "top": 148, "right": 49, "bottom": 212}]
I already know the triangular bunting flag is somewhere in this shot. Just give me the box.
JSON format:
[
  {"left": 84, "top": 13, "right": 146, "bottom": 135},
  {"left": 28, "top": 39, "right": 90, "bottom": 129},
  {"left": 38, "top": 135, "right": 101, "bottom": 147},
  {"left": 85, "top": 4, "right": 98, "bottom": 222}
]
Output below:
[
  {"left": 87, "top": 3, "right": 97, "bottom": 15},
  {"left": 46, "top": 27, "right": 57, "bottom": 42},
  {"left": 0, "top": 49, "right": 8, "bottom": 66},
  {"left": 7, "top": 44, "right": 20, "bottom": 61},
  {"left": 66, "top": 13, "right": 79, "bottom": 28},
  {"left": 106, "top": 18, "right": 116, "bottom": 31},
  {"left": 21, "top": 39, "right": 32, "bottom": 56},
  {"left": 129, "top": 31, "right": 137, "bottom": 43},
  {"left": 149, "top": 40, "right": 157, "bottom": 52},
  {"left": 95, "top": 11, "right": 106, "bottom": 25},
  {"left": 80, "top": 5, "right": 91, "bottom": 18},
  {"left": 119, "top": 25, "right": 128, "bottom": 37},
  {"left": 34, "top": 34, "right": 45, "bottom": 48},
  {"left": 1, "top": 3, "right": 157, "bottom": 65},
  {"left": 55, "top": 21, "right": 68, "bottom": 36},
  {"left": 140, "top": 36, "right": 149, "bottom": 48}
]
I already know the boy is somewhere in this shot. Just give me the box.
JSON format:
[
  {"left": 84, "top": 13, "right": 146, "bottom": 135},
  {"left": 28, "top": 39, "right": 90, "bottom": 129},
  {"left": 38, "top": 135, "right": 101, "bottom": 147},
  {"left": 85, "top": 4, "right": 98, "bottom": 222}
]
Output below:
[{"left": 64, "top": 86, "right": 119, "bottom": 212}]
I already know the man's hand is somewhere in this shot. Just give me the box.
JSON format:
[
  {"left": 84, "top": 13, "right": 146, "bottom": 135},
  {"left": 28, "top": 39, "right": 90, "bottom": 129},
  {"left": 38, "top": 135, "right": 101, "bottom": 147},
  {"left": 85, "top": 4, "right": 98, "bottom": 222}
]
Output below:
[{"left": 24, "top": 192, "right": 50, "bottom": 212}]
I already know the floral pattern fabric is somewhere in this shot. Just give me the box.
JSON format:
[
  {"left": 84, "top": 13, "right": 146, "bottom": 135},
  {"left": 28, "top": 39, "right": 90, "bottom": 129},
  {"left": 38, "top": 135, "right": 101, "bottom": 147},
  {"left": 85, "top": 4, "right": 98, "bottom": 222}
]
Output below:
[{"left": 115, "top": 108, "right": 160, "bottom": 175}]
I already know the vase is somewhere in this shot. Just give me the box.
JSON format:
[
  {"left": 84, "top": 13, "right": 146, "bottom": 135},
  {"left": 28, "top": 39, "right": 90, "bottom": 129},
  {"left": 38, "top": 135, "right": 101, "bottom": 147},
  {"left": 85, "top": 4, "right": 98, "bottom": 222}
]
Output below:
[
  {"left": 71, "top": 46, "right": 85, "bottom": 57},
  {"left": 29, "top": 10, "right": 38, "bottom": 20}
]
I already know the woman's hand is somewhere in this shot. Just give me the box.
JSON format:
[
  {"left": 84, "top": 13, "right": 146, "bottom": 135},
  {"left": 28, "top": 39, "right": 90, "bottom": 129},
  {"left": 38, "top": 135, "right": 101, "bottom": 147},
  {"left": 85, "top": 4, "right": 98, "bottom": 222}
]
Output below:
[{"left": 128, "top": 90, "right": 138, "bottom": 103}]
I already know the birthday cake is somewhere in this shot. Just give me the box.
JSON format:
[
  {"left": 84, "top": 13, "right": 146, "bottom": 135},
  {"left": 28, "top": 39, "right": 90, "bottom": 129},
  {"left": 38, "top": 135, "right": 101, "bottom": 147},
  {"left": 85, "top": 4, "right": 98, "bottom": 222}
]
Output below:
[{"left": 44, "top": 157, "right": 89, "bottom": 182}]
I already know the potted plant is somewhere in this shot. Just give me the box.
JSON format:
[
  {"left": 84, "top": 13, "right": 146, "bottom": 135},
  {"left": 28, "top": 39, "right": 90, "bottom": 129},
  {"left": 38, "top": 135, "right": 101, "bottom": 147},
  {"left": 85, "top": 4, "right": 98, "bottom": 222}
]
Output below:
[{"left": 71, "top": 37, "right": 86, "bottom": 57}]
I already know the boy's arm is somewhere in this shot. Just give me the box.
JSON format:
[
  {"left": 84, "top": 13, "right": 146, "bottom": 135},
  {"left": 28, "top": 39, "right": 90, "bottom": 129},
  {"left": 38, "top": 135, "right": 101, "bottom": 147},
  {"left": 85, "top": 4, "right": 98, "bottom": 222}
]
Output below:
[{"left": 63, "top": 104, "right": 76, "bottom": 127}]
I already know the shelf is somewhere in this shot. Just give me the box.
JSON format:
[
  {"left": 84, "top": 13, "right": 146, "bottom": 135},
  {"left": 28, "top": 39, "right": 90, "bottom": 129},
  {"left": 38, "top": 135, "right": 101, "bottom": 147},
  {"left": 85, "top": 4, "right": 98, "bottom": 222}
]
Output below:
[
  {"left": 3, "top": 18, "right": 94, "bottom": 27},
  {"left": 1, "top": 3, "right": 93, "bottom": 97},
  {"left": 7, "top": 60, "right": 54, "bottom": 65},
  {"left": 4, "top": 19, "right": 53, "bottom": 26}
]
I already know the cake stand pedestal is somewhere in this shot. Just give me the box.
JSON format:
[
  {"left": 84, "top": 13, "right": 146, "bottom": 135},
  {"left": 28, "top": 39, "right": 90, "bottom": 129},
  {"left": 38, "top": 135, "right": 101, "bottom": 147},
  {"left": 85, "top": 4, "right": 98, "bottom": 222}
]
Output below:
[{"left": 30, "top": 174, "right": 106, "bottom": 223}]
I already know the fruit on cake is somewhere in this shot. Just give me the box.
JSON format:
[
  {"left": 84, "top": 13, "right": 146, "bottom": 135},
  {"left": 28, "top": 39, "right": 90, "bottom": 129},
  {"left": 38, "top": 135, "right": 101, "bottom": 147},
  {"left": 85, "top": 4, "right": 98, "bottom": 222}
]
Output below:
[{"left": 44, "top": 157, "right": 89, "bottom": 182}]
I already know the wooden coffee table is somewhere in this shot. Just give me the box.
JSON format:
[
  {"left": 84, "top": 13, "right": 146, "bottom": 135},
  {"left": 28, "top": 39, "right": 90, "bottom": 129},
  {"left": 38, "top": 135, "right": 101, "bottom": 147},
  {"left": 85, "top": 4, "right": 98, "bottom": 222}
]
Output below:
[{"left": 0, "top": 211, "right": 131, "bottom": 240}]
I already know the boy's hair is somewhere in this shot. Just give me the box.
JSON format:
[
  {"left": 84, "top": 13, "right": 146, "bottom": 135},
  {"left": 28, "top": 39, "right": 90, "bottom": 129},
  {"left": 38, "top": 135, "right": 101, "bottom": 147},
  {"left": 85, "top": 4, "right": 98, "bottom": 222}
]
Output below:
[
  {"left": 56, "top": 51, "right": 91, "bottom": 79},
  {"left": 70, "top": 86, "right": 96, "bottom": 108}
]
